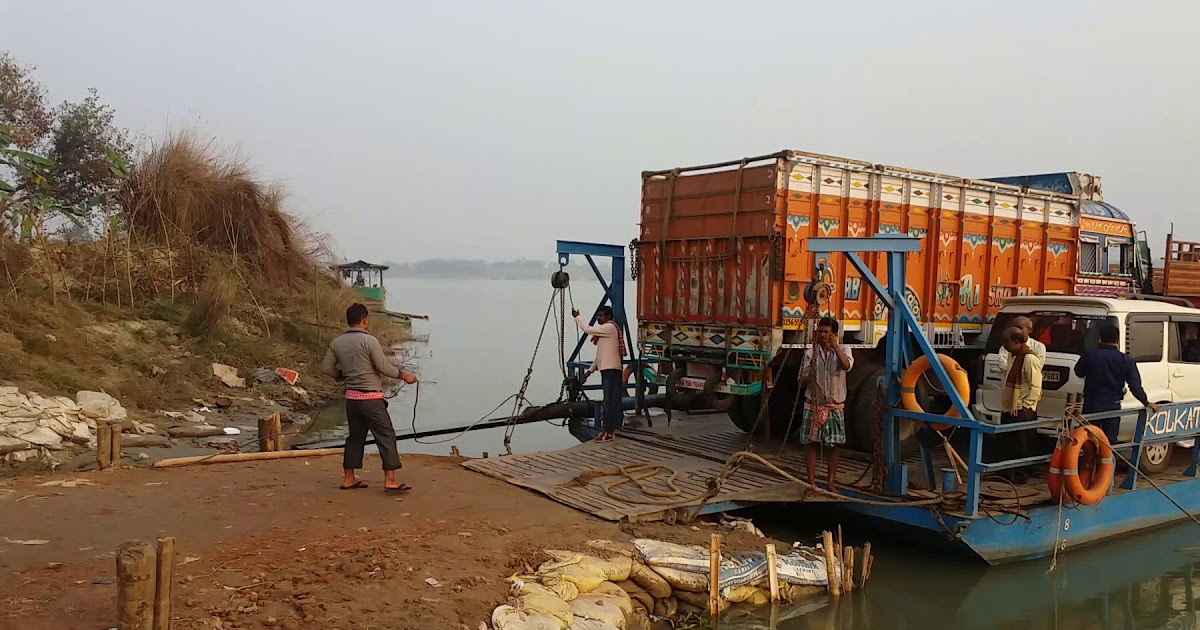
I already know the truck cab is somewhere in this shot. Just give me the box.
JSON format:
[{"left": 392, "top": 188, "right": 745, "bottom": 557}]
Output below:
[{"left": 976, "top": 296, "right": 1200, "bottom": 472}]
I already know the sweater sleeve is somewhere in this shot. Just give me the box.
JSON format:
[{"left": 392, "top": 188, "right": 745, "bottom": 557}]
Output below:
[
  {"left": 369, "top": 337, "right": 401, "bottom": 379},
  {"left": 575, "top": 315, "right": 614, "bottom": 337},
  {"left": 321, "top": 346, "right": 342, "bottom": 380},
  {"left": 1124, "top": 355, "right": 1150, "bottom": 406}
]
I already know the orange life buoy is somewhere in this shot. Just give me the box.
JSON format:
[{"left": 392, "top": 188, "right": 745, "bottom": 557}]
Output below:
[
  {"left": 1051, "top": 426, "right": 1114, "bottom": 506},
  {"left": 1047, "top": 441, "right": 1095, "bottom": 505},
  {"left": 899, "top": 354, "right": 970, "bottom": 432}
]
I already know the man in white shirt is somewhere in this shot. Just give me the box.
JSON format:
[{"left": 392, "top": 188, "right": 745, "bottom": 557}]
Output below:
[
  {"left": 797, "top": 317, "right": 854, "bottom": 494},
  {"left": 573, "top": 306, "right": 626, "bottom": 443},
  {"left": 998, "top": 316, "right": 1046, "bottom": 369}
]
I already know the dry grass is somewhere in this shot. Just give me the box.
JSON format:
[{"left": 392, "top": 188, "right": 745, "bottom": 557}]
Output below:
[{"left": 120, "top": 132, "right": 326, "bottom": 289}]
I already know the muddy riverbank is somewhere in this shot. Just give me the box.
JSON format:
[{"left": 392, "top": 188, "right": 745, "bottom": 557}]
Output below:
[{"left": 0, "top": 453, "right": 780, "bottom": 630}]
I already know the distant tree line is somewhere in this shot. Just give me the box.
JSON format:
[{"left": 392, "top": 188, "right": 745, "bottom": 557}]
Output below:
[{"left": 383, "top": 258, "right": 633, "bottom": 280}]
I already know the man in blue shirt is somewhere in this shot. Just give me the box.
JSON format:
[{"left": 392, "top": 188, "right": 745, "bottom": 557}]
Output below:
[{"left": 1073, "top": 324, "right": 1159, "bottom": 443}]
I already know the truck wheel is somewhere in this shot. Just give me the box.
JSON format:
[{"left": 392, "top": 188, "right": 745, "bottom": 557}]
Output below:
[
  {"left": 848, "top": 364, "right": 918, "bottom": 459},
  {"left": 703, "top": 372, "right": 734, "bottom": 411},
  {"left": 727, "top": 394, "right": 762, "bottom": 432},
  {"left": 1140, "top": 442, "right": 1173, "bottom": 474}
]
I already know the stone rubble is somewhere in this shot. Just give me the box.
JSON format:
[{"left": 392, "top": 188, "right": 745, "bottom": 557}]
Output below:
[{"left": 0, "top": 387, "right": 128, "bottom": 461}]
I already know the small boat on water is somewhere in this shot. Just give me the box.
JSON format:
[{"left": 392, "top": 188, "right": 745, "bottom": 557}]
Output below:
[{"left": 333, "top": 260, "right": 428, "bottom": 334}]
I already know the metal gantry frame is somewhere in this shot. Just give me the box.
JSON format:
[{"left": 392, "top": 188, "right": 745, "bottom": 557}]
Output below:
[
  {"left": 807, "top": 235, "right": 980, "bottom": 506},
  {"left": 556, "top": 241, "right": 639, "bottom": 393}
]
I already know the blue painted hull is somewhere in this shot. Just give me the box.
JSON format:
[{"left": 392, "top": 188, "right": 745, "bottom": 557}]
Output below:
[{"left": 835, "top": 475, "right": 1200, "bottom": 564}]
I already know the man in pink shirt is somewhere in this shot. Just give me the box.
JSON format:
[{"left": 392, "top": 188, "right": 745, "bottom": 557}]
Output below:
[{"left": 572, "top": 306, "right": 626, "bottom": 443}]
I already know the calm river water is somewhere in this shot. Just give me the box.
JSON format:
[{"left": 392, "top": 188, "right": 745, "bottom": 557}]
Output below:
[{"left": 316, "top": 277, "right": 1200, "bottom": 629}]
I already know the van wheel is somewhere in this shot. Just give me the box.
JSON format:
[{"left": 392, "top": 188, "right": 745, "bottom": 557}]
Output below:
[
  {"left": 1140, "top": 442, "right": 1173, "bottom": 474},
  {"left": 848, "top": 364, "right": 918, "bottom": 459}
]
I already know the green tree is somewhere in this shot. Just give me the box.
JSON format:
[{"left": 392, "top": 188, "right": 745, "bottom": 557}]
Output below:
[
  {"left": 47, "top": 88, "right": 132, "bottom": 212},
  {"left": 0, "top": 52, "right": 52, "bottom": 149}
]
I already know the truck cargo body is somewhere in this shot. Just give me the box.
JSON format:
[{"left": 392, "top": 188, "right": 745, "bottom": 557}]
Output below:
[
  {"left": 635, "top": 150, "right": 1140, "bottom": 430},
  {"left": 1159, "top": 234, "right": 1200, "bottom": 308}
]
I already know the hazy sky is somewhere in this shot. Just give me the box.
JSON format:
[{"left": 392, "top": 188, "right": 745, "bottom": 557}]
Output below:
[{"left": 3, "top": 1, "right": 1196, "bottom": 263}]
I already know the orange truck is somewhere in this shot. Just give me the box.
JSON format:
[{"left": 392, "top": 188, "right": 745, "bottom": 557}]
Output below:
[{"left": 635, "top": 150, "right": 1151, "bottom": 448}]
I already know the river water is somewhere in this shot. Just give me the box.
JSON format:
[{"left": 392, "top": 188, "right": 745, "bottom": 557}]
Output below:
[{"left": 319, "top": 277, "right": 1200, "bottom": 629}]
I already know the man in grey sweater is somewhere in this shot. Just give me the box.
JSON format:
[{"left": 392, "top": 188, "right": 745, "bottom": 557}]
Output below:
[{"left": 321, "top": 303, "right": 418, "bottom": 492}]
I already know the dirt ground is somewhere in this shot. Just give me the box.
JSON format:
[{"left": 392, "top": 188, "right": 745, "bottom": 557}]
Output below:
[{"left": 0, "top": 453, "right": 775, "bottom": 630}]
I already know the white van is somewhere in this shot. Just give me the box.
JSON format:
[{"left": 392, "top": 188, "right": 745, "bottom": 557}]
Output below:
[{"left": 975, "top": 296, "right": 1200, "bottom": 473}]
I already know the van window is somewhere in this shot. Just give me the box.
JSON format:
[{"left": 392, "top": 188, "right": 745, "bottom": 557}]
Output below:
[
  {"left": 1169, "top": 321, "right": 1200, "bottom": 363},
  {"left": 1127, "top": 320, "right": 1164, "bottom": 363},
  {"left": 987, "top": 312, "right": 1116, "bottom": 355}
]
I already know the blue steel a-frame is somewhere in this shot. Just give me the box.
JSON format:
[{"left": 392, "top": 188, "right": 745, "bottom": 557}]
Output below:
[
  {"left": 556, "top": 241, "right": 638, "bottom": 393},
  {"left": 806, "top": 235, "right": 978, "bottom": 502}
]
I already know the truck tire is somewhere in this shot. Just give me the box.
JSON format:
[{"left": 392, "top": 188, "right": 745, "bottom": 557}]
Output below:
[
  {"left": 703, "top": 372, "right": 734, "bottom": 411},
  {"left": 727, "top": 394, "right": 762, "bottom": 432},
  {"left": 848, "top": 364, "right": 918, "bottom": 459}
]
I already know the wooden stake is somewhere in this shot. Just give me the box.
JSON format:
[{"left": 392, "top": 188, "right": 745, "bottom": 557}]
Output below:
[
  {"left": 258, "top": 417, "right": 271, "bottom": 452},
  {"left": 97, "top": 423, "right": 113, "bottom": 470},
  {"left": 153, "top": 537, "right": 175, "bottom": 630},
  {"left": 271, "top": 412, "right": 283, "bottom": 451},
  {"left": 152, "top": 448, "right": 344, "bottom": 469},
  {"left": 859, "top": 543, "right": 872, "bottom": 588},
  {"left": 116, "top": 540, "right": 156, "bottom": 630},
  {"left": 110, "top": 423, "right": 123, "bottom": 469},
  {"left": 709, "top": 533, "right": 721, "bottom": 618},
  {"left": 450, "top": 446, "right": 461, "bottom": 457},
  {"left": 844, "top": 547, "right": 855, "bottom": 594},
  {"left": 766, "top": 543, "right": 780, "bottom": 603},
  {"left": 822, "top": 531, "right": 841, "bottom": 597}
]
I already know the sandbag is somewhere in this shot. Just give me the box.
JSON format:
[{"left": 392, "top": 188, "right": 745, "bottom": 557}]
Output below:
[
  {"left": 784, "top": 583, "right": 826, "bottom": 601},
  {"left": 540, "top": 552, "right": 633, "bottom": 593},
  {"left": 628, "top": 562, "right": 671, "bottom": 599},
  {"left": 626, "top": 611, "right": 652, "bottom": 630},
  {"left": 569, "top": 594, "right": 627, "bottom": 629},
  {"left": 632, "top": 539, "right": 767, "bottom": 590},
  {"left": 592, "top": 582, "right": 634, "bottom": 620},
  {"left": 615, "top": 580, "right": 654, "bottom": 613},
  {"left": 493, "top": 605, "right": 562, "bottom": 630},
  {"left": 536, "top": 575, "right": 581, "bottom": 601},
  {"left": 515, "top": 582, "right": 574, "bottom": 628},
  {"left": 649, "top": 566, "right": 707, "bottom": 593},
  {"left": 652, "top": 596, "right": 677, "bottom": 619},
  {"left": 722, "top": 585, "right": 770, "bottom": 605},
  {"left": 568, "top": 620, "right": 620, "bottom": 630},
  {"left": 674, "top": 591, "right": 729, "bottom": 614},
  {"left": 777, "top": 548, "right": 833, "bottom": 586}
]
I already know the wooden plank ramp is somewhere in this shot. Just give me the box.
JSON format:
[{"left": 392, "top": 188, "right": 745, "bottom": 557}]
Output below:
[{"left": 463, "top": 416, "right": 864, "bottom": 522}]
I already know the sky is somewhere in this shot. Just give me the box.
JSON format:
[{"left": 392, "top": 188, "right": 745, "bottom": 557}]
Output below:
[{"left": 3, "top": 0, "right": 1197, "bottom": 263}]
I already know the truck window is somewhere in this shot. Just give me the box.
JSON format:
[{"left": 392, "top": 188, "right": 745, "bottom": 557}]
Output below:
[
  {"left": 1079, "top": 241, "right": 1100, "bottom": 274},
  {"left": 1127, "top": 320, "right": 1165, "bottom": 363},
  {"left": 1105, "top": 239, "right": 1133, "bottom": 276},
  {"left": 986, "top": 312, "right": 1115, "bottom": 355}
]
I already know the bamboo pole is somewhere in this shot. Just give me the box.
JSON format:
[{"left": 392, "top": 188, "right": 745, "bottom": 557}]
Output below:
[
  {"left": 766, "top": 543, "right": 780, "bottom": 603},
  {"left": 257, "top": 417, "right": 271, "bottom": 452},
  {"left": 859, "top": 543, "right": 872, "bottom": 588},
  {"left": 844, "top": 547, "right": 855, "bottom": 594},
  {"left": 709, "top": 533, "right": 721, "bottom": 619},
  {"left": 822, "top": 531, "right": 841, "bottom": 597},
  {"left": 270, "top": 412, "right": 283, "bottom": 451},
  {"left": 110, "top": 423, "right": 123, "bottom": 469},
  {"left": 153, "top": 537, "right": 175, "bottom": 630},
  {"left": 97, "top": 423, "right": 113, "bottom": 470},
  {"left": 152, "top": 448, "right": 343, "bottom": 469},
  {"left": 116, "top": 541, "right": 156, "bottom": 630}
]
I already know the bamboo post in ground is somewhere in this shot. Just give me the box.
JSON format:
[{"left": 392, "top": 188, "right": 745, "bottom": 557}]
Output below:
[
  {"left": 859, "top": 543, "right": 872, "bottom": 588},
  {"left": 709, "top": 533, "right": 722, "bottom": 619},
  {"left": 153, "top": 537, "right": 175, "bottom": 630},
  {"left": 822, "top": 531, "right": 841, "bottom": 597},
  {"left": 110, "top": 422, "right": 123, "bottom": 468},
  {"left": 844, "top": 547, "right": 855, "bottom": 594},
  {"left": 97, "top": 423, "right": 113, "bottom": 470},
  {"left": 270, "top": 412, "right": 283, "bottom": 451},
  {"left": 116, "top": 540, "right": 156, "bottom": 630},
  {"left": 766, "top": 543, "right": 780, "bottom": 603}
]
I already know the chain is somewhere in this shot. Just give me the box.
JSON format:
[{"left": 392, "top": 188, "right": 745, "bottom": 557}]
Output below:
[
  {"left": 628, "top": 239, "right": 640, "bottom": 280},
  {"left": 870, "top": 378, "right": 886, "bottom": 492},
  {"left": 504, "top": 288, "right": 565, "bottom": 453},
  {"left": 777, "top": 300, "right": 822, "bottom": 458}
]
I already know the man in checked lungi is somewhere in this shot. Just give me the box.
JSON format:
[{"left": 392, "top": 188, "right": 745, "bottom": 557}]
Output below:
[{"left": 797, "top": 317, "right": 854, "bottom": 494}]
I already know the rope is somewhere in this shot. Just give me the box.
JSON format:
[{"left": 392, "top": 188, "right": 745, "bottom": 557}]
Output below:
[{"left": 568, "top": 450, "right": 946, "bottom": 509}]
